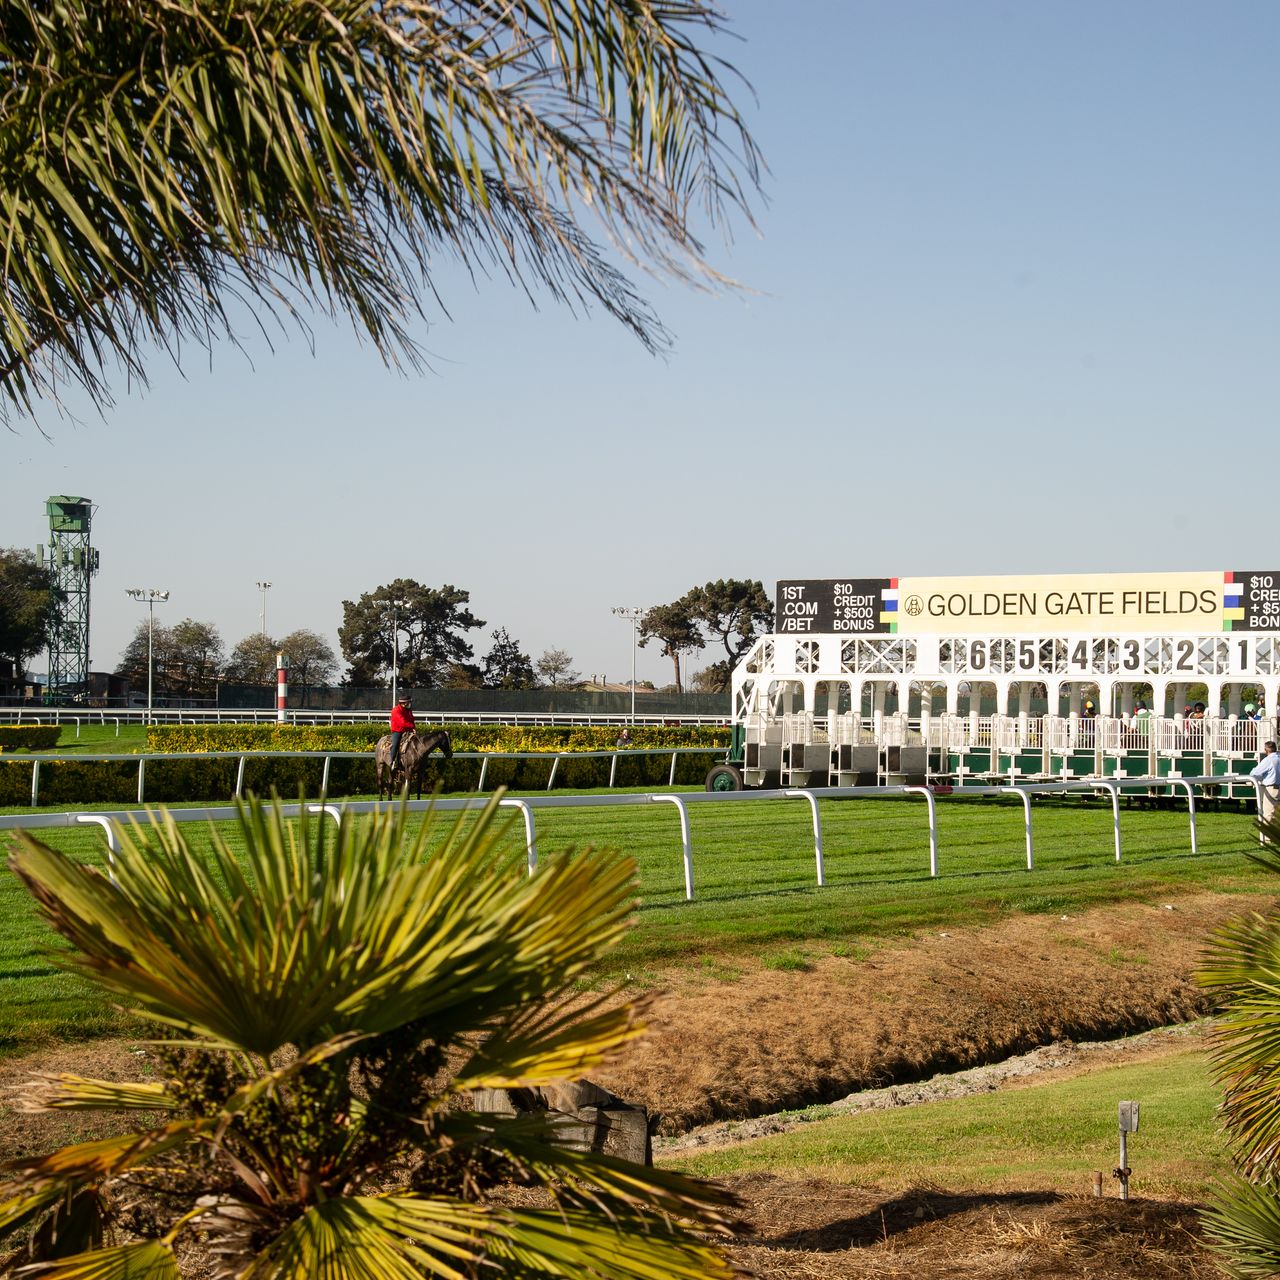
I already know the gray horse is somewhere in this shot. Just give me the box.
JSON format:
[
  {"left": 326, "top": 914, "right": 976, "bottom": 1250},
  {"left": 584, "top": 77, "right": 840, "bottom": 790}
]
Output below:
[{"left": 374, "top": 728, "right": 452, "bottom": 799}]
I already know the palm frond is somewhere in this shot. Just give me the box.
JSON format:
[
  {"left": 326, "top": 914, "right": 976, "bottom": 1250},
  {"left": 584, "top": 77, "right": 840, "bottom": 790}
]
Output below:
[
  {"left": 10, "top": 1075, "right": 177, "bottom": 1114},
  {"left": 0, "top": 1180, "right": 68, "bottom": 1238},
  {"left": 0, "top": 0, "right": 762, "bottom": 425},
  {"left": 488, "top": 1204, "right": 745, "bottom": 1279},
  {"left": 435, "top": 1109, "right": 742, "bottom": 1229},
  {"left": 1, "top": 1121, "right": 203, "bottom": 1188},
  {"left": 240, "top": 1195, "right": 489, "bottom": 1280},
  {"left": 10, "top": 798, "right": 635, "bottom": 1056},
  {"left": 18, "top": 1239, "right": 180, "bottom": 1280},
  {"left": 6, "top": 796, "right": 743, "bottom": 1277},
  {"left": 1203, "top": 1176, "right": 1280, "bottom": 1279},
  {"left": 450, "top": 992, "right": 645, "bottom": 1092},
  {"left": 1201, "top": 910, "right": 1280, "bottom": 1174}
]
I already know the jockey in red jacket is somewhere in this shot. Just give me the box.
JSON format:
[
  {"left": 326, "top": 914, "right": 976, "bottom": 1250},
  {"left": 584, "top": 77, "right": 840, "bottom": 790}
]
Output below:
[{"left": 390, "top": 694, "right": 416, "bottom": 771}]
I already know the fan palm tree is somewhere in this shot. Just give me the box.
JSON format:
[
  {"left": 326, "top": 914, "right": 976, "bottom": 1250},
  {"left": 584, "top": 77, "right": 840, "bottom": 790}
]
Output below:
[
  {"left": 0, "top": 1, "right": 761, "bottom": 426},
  {"left": 0, "top": 797, "right": 743, "bottom": 1276},
  {"left": 1198, "top": 827, "right": 1280, "bottom": 1277}
]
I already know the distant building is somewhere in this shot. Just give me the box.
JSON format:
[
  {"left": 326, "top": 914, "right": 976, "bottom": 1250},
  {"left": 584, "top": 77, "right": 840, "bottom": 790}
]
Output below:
[
  {"left": 0, "top": 658, "right": 43, "bottom": 704},
  {"left": 85, "top": 671, "right": 130, "bottom": 705}
]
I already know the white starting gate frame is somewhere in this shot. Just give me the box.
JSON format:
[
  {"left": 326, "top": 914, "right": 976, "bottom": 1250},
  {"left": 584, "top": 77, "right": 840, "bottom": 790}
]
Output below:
[{"left": 732, "top": 570, "right": 1280, "bottom": 787}]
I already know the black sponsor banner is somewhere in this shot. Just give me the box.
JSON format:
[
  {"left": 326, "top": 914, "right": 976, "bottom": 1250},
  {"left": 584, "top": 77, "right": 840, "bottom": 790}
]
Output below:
[
  {"left": 776, "top": 579, "right": 890, "bottom": 634},
  {"left": 1234, "top": 571, "right": 1280, "bottom": 630}
]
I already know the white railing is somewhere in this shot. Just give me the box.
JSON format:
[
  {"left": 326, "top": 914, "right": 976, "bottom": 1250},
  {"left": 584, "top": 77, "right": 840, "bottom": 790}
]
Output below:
[
  {"left": 0, "top": 747, "right": 726, "bottom": 808},
  {"left": 2, "top": 707, "right": 729, "bottom": 729},
  {"left": 4, "top": 774, "right": 1263, "bottom": 902}
]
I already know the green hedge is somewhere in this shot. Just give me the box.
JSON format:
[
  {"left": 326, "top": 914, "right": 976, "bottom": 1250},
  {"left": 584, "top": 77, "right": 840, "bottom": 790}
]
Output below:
[
  {"left": 0, "top": 758, "right": 152, "bottom": 805},
  {"left": 143, "top": 723, "right": 729, "bottom": 797},
  {"left": 0, "top": 723, "right": 730, "bottom": 806},
  {"left": 146, "top": 723, "right": 728, "bottom": 754},
  {"left": 0, "top": 726, "right": 61, "bottom": 751}
]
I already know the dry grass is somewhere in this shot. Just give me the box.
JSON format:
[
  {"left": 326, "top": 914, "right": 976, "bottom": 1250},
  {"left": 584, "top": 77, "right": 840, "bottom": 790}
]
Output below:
[
  {"left": 722, "top": 1175, "right": 1216, "bottom": 1278},
  {"left": 595, "top": 890, "right": 1271, "bottom": 1131}
]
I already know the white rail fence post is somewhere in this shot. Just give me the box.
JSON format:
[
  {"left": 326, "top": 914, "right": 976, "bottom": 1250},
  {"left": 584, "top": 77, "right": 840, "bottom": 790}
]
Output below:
[
  {"left": 650, "top": 795, "right": 694, "bottom": 900},
  {"left": 1001, "top": 786, "right": 1035, "bottom": 870},
  {"left": 903, "top": 786, "right": 939, "bottom": 876},
  {"left": 499, "top": 798, "right": 539, "bottom": 875},
  {"left": 784, "top": 789, "right": 825, "bottom": 886}
]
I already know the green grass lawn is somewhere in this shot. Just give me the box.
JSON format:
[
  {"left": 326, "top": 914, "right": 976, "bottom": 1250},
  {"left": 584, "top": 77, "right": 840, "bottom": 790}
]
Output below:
[
  {"left": 0, "top": 793, "right": 1272, "bottom": 1052},
  {"left": 0, "top": 723, "right": 148, "bottom": 755},
  {"left": 667, "top": 1041, "right": 1224, "bottom": 1200}
]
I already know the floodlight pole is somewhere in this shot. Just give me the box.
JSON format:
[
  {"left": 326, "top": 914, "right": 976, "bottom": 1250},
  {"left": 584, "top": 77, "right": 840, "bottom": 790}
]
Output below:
[
  {"left": 389, "top": 598, "right": 407, "bottom": 706},
  {"left": 612, "top": 606, "right": 645, "bottom": 724},
  {"left": 126, "top": 588, "right": 170, "bottom": 724},
  {"left": 256, "top": 581, "right": 272, "bottom": 637}
]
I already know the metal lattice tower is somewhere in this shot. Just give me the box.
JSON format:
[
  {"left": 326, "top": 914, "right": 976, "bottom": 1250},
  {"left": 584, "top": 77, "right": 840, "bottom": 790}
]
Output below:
[{"left": 38, "top": 496, "right": 99, "bottom": 696}]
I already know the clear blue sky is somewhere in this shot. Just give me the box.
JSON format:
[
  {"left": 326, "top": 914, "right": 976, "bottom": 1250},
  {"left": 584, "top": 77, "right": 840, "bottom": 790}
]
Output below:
[{"left": 4, "top": 0, "right": 1278, "bottom": 687}]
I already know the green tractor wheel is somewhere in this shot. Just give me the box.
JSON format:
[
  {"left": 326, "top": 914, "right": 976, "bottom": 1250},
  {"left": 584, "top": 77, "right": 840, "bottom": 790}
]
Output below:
[{"left": 705, "top": 763, "right": 744, "bottom": 792}]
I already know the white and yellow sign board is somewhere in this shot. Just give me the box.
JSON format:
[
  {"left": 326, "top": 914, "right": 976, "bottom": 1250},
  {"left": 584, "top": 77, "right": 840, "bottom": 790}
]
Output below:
[{"left": 776, "top": 571, "right": 1280, "bottom": 635}]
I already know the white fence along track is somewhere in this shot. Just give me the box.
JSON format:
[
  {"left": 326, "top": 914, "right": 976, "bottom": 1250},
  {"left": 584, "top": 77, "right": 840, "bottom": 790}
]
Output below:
[{"left": 2, "top": 776, "right": 1263, "bottom": 903}]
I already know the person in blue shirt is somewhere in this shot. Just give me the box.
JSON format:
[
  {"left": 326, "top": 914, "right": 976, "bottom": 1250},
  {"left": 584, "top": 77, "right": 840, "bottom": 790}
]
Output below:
[{"left": 1250, "top": 740, "right": 1280, "bottom": 826}]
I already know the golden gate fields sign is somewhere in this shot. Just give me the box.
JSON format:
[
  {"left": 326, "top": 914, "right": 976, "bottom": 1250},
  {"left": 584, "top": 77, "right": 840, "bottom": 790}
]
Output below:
[{"left": 776, "top": 572, "right": 1280, "bottom": 636}]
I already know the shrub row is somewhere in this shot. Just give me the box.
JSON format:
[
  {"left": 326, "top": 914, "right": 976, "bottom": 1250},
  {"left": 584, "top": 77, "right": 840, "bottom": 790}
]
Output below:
[
  {"left": 146, "top": 723, "right": 729, "bottom": 754},
  {"left": 0, "top": 724, "right": 730, "bottom": 806},
  {"left": 0, "top": 726, "right": 61, "bottom": 751}
]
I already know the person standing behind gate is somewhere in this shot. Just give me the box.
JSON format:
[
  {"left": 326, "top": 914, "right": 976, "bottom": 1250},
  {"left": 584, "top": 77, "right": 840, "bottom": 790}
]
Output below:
[
  {"left": 390, "top": 693, "right": 416, "bottom": 772},
  {"left": 1251, "top": 740, "right": 1280, "bottom": 828}
]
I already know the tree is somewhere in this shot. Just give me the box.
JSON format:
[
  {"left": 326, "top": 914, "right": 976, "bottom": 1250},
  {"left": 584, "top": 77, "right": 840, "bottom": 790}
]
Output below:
[
  {"left": 442, "top": 661, "right": 486, "bottom": 690},
  {"left": 639, "top": 580, "right": 771, "bottom": 696},
  {"left": 3, "top": 800, "right": 743, "bottom": 1274},
  {"left": 688, "top": 663, "right": 732, "bottom": 694},
  {"left": 168, "top": 618, "right": 224, "bottom": 700},
  {"left": 483, "top": 628, "right": 537, "bottom": 690},
  {"left": 536, "top": 647, "right": 580, "bottom": 689},
  {"left": 0, "top": 549, "right": 60, "bottom": 680},
  {"left": 1, "top": 2, "right": 760, "bottom": 428},
  {"left": 116, "top": 621, "right": 177, "bottom": 698},
  {"left": 224, "top": 633, "right": 281, "bottom": 686},
  {"left": 279, "top": 627, "right": 338, "bottom": 705},
  {"left": 339, "top": 580, "right": 484, "bottom": 688},
  {"left": 118, "top": 618, "right": 222, "bottom": 700},
  {"left": 686, "top": 579, "right": 773, "bottom": 665},
  {"left": 638, "top": 602, "right": 703, "bottom": 694}
]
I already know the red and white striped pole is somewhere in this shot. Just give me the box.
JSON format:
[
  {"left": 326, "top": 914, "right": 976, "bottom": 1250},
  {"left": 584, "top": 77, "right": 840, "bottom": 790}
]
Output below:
[{"left": 276, "top": 652, "right": 288, "bottom": 723}]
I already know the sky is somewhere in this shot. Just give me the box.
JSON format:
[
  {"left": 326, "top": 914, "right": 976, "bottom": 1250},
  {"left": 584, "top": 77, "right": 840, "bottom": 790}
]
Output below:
[{"left": 4, "top": 0, "right": 1279, "bottom": 688}]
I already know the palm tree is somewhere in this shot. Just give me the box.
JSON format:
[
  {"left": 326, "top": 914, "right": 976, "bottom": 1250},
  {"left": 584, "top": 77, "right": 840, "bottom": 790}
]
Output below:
[
  {"left": 1, "top": 1, "right": 760, "bottom": 426},
  {"left": 1198, "top": 831, "right": 1280, "bottom": 1276},
  {"left": 1, "top": 797, "right": 743, "bottom": 1276}
]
